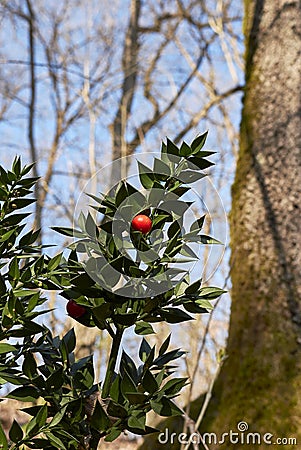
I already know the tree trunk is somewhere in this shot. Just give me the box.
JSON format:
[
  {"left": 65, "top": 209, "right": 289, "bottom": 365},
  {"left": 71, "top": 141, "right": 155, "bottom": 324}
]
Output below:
[
  {"left": 202, "top": 0, "right": 301, "bottom": 448},
  {"left": 138, "top": 2, "right": 301, "bottom": 449},
  {"left": 109, "top": 0, "right": 141, "bottom": 187}
]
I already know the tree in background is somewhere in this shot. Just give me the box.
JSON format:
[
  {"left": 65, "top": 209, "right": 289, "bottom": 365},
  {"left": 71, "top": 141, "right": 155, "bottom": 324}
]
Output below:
[{"left": 200, "top": 1, "right": 301, "bottom": 448}]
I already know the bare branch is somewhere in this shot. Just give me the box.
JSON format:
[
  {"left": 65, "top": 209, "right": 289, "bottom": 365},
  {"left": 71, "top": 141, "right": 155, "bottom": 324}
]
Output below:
[
  {"left": 25, "top": 0, "right": 41, "bottom": 242},
  {"left": 110, "top": 0, "right": 142, "bottom": 185}
]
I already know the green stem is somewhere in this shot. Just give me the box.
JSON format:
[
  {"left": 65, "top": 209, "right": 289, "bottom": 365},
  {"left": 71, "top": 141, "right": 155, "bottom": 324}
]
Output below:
[{"left": 101, "top": 326, "right": 124, "bottom": 399}]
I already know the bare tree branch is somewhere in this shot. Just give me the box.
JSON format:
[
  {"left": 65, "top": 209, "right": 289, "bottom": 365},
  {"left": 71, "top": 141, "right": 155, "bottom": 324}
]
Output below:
[
  {"left": 109, "top": 0, "right": 141, "bottom": 185},
  {"left": 25, "top": 0, "right": 42, "bottom": 242}
]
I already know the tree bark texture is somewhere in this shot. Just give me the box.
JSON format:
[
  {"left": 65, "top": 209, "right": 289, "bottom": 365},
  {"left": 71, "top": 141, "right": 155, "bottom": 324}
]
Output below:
[{"left": 202, "top": 1, "right": 301, "bottom": 448}]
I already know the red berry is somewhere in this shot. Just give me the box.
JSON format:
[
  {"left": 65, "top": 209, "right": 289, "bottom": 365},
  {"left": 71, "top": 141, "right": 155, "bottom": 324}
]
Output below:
[
  {"left": 131, "top": 214, "right": 152, "bottom": 234},
  {"left": 66, "top": 300, "right": 86, "bottom": 319}
]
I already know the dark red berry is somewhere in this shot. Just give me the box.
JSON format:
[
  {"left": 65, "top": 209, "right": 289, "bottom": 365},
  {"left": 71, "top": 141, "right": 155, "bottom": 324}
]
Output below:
[{"left": 66, "top": 300, "right": 86, "bottom": 319}]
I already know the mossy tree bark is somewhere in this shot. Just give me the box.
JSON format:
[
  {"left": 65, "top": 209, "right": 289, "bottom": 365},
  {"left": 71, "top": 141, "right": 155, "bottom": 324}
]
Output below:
[
  {"left": 202, "top": 0, "right": 301, "bottom": 448},
  {"left": 139, "top": 1, "right": 301, "bottom": 449}
]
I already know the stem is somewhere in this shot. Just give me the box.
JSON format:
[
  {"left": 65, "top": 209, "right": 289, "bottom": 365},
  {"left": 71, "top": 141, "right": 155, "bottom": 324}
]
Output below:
[{"left": 101, "top": 326, "right": 124, "bottom": 399}]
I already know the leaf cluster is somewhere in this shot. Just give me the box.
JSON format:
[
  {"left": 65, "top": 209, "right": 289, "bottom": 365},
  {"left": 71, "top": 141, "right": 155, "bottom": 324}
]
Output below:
[
  {"left": 53, "top": 134, "right": 222, "bottom": 333},
  {"left": 0, "top": 136, "right": 225, "bottom": 448},
  {"left": 90, "top": 335, "right": 187, "bottom": 441}
]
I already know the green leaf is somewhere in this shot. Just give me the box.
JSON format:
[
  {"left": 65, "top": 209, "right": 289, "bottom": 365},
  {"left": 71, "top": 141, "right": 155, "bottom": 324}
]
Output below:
[
  {"left": 159, "top": 334, "right": 171, "bottom": 356},
  {"left": 177, "top": 170, "right": 206, "bottom": 184},
  {"left": 198, "top": 234, "right": 222, "bottom": 244},
  {"left": 179, "top": 141, "right": 192, "bottom": 157},
  {"left": 190, "top": 131, "right": 208, "bottom": 154},
  {"left": 128, "top": 410, "right": 146, "bottom": 430},
  {"left": 90, "top": 400, "right": 110, "bottom": 431},
  {"left": 13, "top": 289, "right": 39, "bottom": 298},
  {"left": 92, "top": 303, "right": 111, "bottom": 323},
  {"left": 22, "top": 353, "right": 37, "bottom": 379},
  {"left": 153, "top": 349, "right": 185, "bottom": 367},
  {"left": 142, "top": 369, "right": 158, "bottom": 394},
  {"left": 21, "top": 162, "right": 35, "bottom": 176},
  {"left": 26, "top": 404, "right": 47, "bottom": 437},
  {"left": 126, "top": 392, "right": 148, "bottom": 405},
  {"left": 22, "top": 438, "right": 50, "bottom": 448},
  {"left": 160, "top": 377, "right": 188, "bottom": 396},
  {"left": 0, "top": 274, "right": 6, "bottom": 295},
  {"left": 0, "top": 166, "right": 9, "bottom": 184},
  {"left": 110, "top": 374, "right": 121, "bottom": 403},
  {"left": 160, "top": 307, "right": 194, "bottom": 323},
  {"left": 0, "top": 372, "right": 30, "bottom": 385},
  {"left": 44, "top": 432, "right": 67, "bottom": 450},
  {"left": 9, "top": 198, "right": 36, "bottom": 210},
  {"left": 0, "top": 343, "right": 17, "bottom": 354},
  {"left": 9, "top": 419, "right": 23, "bottom": 443},
  {"left": 9, "top": 257, "right": 20, "bottom": 280},
  {"left": 127, "top": 425, "right": 160, "bottom": 436},
  {"left": 115, "top": 180, "right": 129, "bottom": 206},
  {"left": 0, "top": 229, "right": 16, "bottom": 243},
  {"left": 16, "top": 176, "right": 39, "bottom": 187},
  {"left": 151, "top": 213, "right": 172, "bottom": 230},
  {"left": 197, "top": 286, "right": 226, "bottom": 299},
  {"left": 184, "top": 279, "right": 202, "bottom": 295},
  {"left": 166, "top": 138, "right": 180, "bottom": 156},
  {"left": 51, "top": 226, "right": 84, "bottom": 238},
  {"left": 143, "top": 345, "right": 156, "bottom": 368},
  {"left": 7, "top": 170, "right": 17, "bottom": 182},
  {"left": 114, "top": 312, "right": 137, "bottom": 326},
  {"left": 167, "top": 221, "right": 182, "bottom": 240},
  {"left": 153, "top": 158, "right": 171, "bottom": 177},
  {"left": 62, "top": 328, "right": 76, "bottom": 353},
  {"left": 180, "top": 244, "right": 199, "bottom": 260},
  {"left": 0, "top": 186, "right": 8, "bottom": 201},
  {"left": 48, "top": 253, "right": 62, "bottom": 271},
  {"left": 137, "top": 161, "right": 155, "bottom": 189},
  {"left": 190, "top": 215, "right": 206, "bottom": 232},
  {"left": 120, "top": 351, "right": 138, "bottom": 383},
  {"left": 107, "top": 400, "right": 128, "bottom": 418},
  {"left": 185, "top": 301, "right": 212, "bottom": 313},
  {"left": 139, "top": 338, "right": 152, "bottom": 362},
  {"left": 159, "top": 199, "right": 190, "bottom": 218},
  {"left": 183, "top": 233, "right": 222, "bottom": 244},
  {"left": 104, "top": 427, "right": 122, "bottom": 442},
  {"left": 0, "top": 421, "right": 8, "bottom": 450},
  {"left": 169, "top": 185, "right": 190, "bottom": 198},
  {"left": 19, "top": 229, "right": 40, "bottom": 247},
  {"left": 45, "top": 367, "right": 65, "bottom": 391},
  {"left": 134, "top": 321, "right": 155, "bottom": 335},
  {"left": 85, "top": 212, "right": 98, "bottom": 238},
  {"left": 121, "top": 371, "right": 137, "bottom": 397},
  {"left": 150, "top": 396, "right": 183, "bottom": 416},
  {"left": 7, "top": 386, "right": 40, "bottom": 402},
  {"left": 188, "top": 156, "right": 214, "bottom": 170},
  {"left": 72, "top": 356, "right": 94, "bottom": 390},
  {"left": 3, "top": 213, "right": 30, "bottom": 227},
  {"left": 49, "top": 405, "right": 68, "bottom": 428}
]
